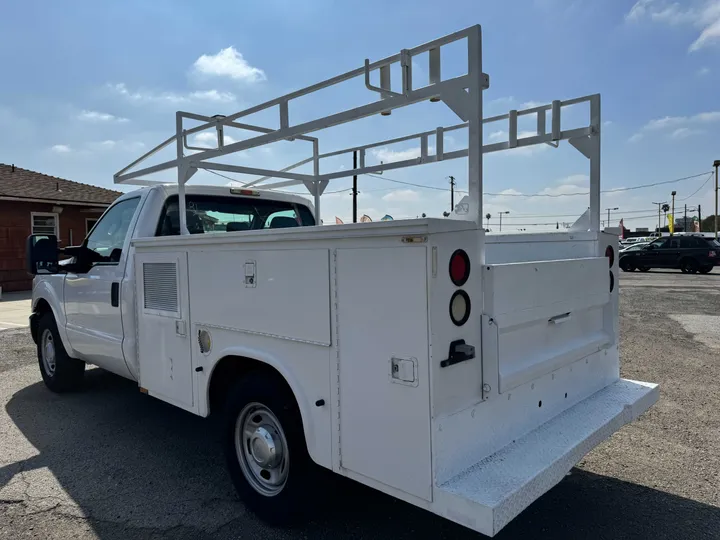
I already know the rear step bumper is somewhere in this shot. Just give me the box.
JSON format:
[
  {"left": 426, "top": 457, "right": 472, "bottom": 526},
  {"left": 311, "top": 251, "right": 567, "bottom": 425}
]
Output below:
[{"left": 436, "top": 378, "right": 658, "bottom": 537}]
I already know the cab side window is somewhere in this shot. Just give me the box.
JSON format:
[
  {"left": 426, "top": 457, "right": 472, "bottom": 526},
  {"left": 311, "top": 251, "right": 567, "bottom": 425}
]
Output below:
[{"left": 85, "top": 198, "right": 141, "bottom": 263}]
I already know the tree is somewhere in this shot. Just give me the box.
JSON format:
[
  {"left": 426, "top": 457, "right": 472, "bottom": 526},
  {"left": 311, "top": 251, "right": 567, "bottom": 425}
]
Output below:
[{"left": 701, "top": 215, "right": 718, "bottom": 233}]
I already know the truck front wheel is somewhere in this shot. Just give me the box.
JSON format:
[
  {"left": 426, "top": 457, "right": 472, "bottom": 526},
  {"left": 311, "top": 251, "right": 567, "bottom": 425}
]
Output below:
[
  {"left": 223, "top": 372, "right": 314, "bottom": 525},
  {"left": 36, "top": 312, "right": 85, "bottom": 392}
]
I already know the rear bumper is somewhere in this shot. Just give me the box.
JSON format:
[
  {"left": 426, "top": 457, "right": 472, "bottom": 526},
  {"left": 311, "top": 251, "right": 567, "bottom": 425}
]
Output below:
[{"left": 435, "top": 378, "right": 658, "bottom": 537}]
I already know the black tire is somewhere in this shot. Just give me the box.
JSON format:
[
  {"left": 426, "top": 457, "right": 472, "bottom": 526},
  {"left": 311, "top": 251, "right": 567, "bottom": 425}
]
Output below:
[
  {"left": 680, "top": 258, "right": 698, "bottom": 274},
  {"left": 620, "top": 260, "right": 635, "bottom": 272},
  {"left": 699, "top": 265, "right": 713, "bottom": 274},
  {"left": 223, "top": 371, "right": 315, "bottom": 526},
  {"left": 639, "top": 266, "right": 650, "bottom": 272},
  {"left": 36, "top": 312, "right": 85, "bottom": 392}
]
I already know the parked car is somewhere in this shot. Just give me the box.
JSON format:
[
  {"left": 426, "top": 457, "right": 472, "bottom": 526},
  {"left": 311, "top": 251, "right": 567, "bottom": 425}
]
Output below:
[
  {"left": 619, "top": 235, "right": 719, "bottom": 273},
  {"left": 620, "top": 242, "right": 649, "bottom": 253}
]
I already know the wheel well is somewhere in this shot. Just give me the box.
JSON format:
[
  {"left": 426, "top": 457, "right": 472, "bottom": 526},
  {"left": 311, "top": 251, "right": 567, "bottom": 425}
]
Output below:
[
  {"left": 34, "top": 298, "right": 52, "bottom": 315},
  {"left": 30, "top": 299, "right": 52, "bottom": 343},
  {"left": 208, "top": 356, "right": 295, "bottom": 417}
]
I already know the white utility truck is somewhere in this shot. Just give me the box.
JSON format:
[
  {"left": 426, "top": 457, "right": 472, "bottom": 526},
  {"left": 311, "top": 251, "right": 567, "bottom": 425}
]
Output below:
[{"left": 26, "top": 26, "right": 658, "bottom": 537}]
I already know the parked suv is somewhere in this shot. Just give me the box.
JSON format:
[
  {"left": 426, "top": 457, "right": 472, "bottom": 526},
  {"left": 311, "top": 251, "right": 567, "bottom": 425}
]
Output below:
[{"left": 619, "top": 235, "right": 719, "bottom": 274}]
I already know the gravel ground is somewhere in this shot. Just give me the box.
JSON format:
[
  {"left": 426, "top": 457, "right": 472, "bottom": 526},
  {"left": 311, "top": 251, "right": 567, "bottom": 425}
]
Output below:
[{"left": 1, "top": 270, "right": 719, "bottom": 539}]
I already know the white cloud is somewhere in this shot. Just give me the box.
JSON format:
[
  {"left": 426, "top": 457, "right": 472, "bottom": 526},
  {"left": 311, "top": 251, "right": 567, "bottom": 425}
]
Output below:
[
  {"left": 485, "top": 130, "right": 549, "bottom": 156},
  {"left": 382, "top": 189, "right": 420, "bottom": 202},
  {"left": 644, "top": 115, "right": 687, "bottom": 130},
  {"left": 630, "top": 110, "right": 720, "bottom": 142},
  {"left": 557, "top": 174, "right": 589, "bottom": 186},
  {"left": 87, "top": 140, "right": 146, "bottom": 152},
  {"left": 626, "top": 0, "right": 720, "bottom": 52},
  {"left": 521, "top": 101, "right": 544, "bottom": 109},
  {"left": 670, "top": 127, "right": 703, "bottom": 139},
  {"left": 698, "top": 66, "right": 711, "bottom": 75},
  {"left": 50, "top": 144, "right": 71, "bottom": 153},
  {"left": 488, "top": 130, "right": 507, "bottom": 142},
  {"left": 188, "top": 90, "right": 236, "bottom": 103},
  {"left": 370, "top": 146, "right": 434, "bottom": 163},
  {"left": 193, "top": 47, "right": 266, "bottom": 83},
  {"left": 191, "top": 131, "right": 238, "bottom": 148},
  {"left": 78, "top": 110, "right": 129, "bottom": 123},
  {"left": 108, "top": 83, "right": 236, "bottom": 105},
  {"left": 603, "top": 120, "right": 613, "bottom": 126}
]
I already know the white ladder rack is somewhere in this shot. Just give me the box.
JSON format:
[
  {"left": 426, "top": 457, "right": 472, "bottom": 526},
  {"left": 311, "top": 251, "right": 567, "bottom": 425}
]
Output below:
[{"left": 114, "top": 25, "right": 601, "bottom": 234}]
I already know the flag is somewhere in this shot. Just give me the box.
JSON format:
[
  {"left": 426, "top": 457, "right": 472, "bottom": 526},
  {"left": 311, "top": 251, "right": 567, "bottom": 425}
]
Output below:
[
  {"left": 335, "top": 216, "right": 344, "bottom": 224},
  {"left": 380, "top": 214, "right": 393, "bottom": 221},
  {"left": 360, "top": 214, "right": 372, "bottom": 223},
  {"left": 667, "top": 214, "right": 674, "bottom": 233},
  {"left": 619, "top": 218, "right": 624, "bottom": 239}
]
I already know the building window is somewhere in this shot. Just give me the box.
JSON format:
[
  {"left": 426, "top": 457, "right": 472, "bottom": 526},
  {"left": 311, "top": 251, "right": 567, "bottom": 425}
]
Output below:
[
  {"left": 86, "top": 218, "right": 98, "bottom": 236},
  {"left": 31, "top": 212, "right": 59, "bottom": 236}
]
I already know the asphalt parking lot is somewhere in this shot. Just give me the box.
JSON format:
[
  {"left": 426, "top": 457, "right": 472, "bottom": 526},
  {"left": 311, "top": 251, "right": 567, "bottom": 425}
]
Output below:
[{"left": 1, "top": 269, "right": 719, "bottom": 539}]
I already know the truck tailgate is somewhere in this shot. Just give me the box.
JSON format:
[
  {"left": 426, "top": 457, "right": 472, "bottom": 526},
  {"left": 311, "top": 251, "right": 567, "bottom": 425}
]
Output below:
[{"left": 483, "top": 257, "right": 611, "bottom": 393}]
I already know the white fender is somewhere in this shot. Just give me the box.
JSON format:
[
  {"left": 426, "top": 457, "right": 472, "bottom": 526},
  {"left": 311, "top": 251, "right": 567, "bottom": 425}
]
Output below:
[{"left": 204, "top": 344, "right": 331, "bottom": 470}]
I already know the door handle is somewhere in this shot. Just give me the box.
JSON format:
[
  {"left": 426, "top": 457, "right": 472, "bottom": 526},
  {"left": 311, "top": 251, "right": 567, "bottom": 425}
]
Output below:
[{"left": 111, "top": 282, "right": 120, "bottom": 307}]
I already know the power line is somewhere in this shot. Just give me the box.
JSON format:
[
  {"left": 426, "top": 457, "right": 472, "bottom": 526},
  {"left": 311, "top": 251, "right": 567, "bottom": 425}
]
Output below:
[
  {"left": 367, "top": 171, "right": 713, "bottom": 198},
  {"left": 207, "top": 167, "right": 713, "bottom": 204},
  {"left": 679, "top": 172, "right": 714, "bottom": 201}
]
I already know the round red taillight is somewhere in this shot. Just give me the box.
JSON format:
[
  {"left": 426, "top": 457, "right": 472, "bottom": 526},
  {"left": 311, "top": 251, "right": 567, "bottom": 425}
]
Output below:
[
  {"left": 449, "top": 290, "right": 471, "bottom": 326},
  {"left": 449, "top": 249, "right": 471, "bottom": 286},
  {"left": 605, "top": 245, "right": 615, "bottom": 268}
]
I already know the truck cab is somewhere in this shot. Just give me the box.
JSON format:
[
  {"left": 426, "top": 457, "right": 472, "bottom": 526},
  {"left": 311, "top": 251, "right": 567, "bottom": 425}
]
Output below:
[{"left": 30, "top": 185, "right": 316, "bottom": 383}]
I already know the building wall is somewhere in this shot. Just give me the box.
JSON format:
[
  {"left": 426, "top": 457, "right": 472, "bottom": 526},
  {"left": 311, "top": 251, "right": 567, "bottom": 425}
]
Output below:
[{"left": 0, "top": 201, "right": 106, "bottom": 292}]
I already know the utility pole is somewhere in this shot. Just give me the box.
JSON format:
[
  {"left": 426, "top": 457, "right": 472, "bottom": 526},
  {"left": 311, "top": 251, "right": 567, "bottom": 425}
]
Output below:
[
  {"left": 698, "top": 204, "right": 702, "bottom": 229},
  {"left": 448, "top": 176, "right": 455, "bottom": 213},
  {"left": 684, "top": 204, "right": 687, "bottom": 232},
  {"left": 671, "top": 191, "right": 677, "bottom": 236},
  {"left": 714, "top": 160, "right": 719, "bottom": 239},
  {"left": 499, "top": 211, "right": 509, "bottom": 232},
  {"left": 652, "top": 201, "right": 667, "bottom": 233},
  {"left": 352, "top": 151, "right": 358, "bottom": 223}
]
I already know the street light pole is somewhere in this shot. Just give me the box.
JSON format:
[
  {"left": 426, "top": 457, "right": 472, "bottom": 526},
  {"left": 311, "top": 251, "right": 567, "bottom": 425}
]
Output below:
[
  {"left": 652, "top": 201, "right": 666, "bottom": 233},
  {"left": 671, "top": 191, "right": 677, "bottom": 236},
  {"left": 606, "top": 207, "right": 619, "bottom": 227},
  {"left": 714, "top": 160, "right": 719, "bottom": 239},
  {"left": 499, "top": 211, "right": 509, "bottom": 232}
]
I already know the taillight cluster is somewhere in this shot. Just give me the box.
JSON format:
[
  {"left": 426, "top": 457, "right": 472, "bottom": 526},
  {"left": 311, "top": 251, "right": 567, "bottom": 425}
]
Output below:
[
  {"left": 605, "top": 245, "right": 615, "bottom": 292},
  {"left": 449, "top": 250, "right": 471, "bottom": 326},
  {"left": 709, "top": 250, "right": 717, "bottom": 258}
]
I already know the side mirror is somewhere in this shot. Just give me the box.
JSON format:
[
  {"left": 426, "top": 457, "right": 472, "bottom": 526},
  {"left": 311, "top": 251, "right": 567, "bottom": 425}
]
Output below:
[{"left": 26, "top": 235, "right": 59, "bottom": 275}]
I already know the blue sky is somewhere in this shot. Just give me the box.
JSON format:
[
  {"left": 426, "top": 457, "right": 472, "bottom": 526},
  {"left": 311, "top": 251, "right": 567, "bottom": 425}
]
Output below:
[{"left": 1, "top": 0, "right": 718, "bottom": 230}]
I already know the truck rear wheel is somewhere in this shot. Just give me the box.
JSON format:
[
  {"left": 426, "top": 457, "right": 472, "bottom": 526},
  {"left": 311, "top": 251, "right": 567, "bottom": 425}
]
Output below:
[
  {"left": 36, "top": 312, "right": 85, "bottom": 392},
  {"left": 223, "top": 371, "right": 314, "bottom": 525}
]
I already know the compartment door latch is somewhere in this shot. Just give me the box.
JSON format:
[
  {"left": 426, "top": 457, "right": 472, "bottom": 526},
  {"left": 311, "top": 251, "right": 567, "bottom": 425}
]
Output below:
[{"left": 441, "top": 339, "right": 476, "bottom": 368}]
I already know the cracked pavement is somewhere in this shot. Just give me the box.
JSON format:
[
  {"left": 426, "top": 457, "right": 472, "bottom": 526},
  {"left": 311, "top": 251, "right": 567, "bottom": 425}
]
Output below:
[{"left": 1, "top": 270, "right": 720, "bottom": 539}]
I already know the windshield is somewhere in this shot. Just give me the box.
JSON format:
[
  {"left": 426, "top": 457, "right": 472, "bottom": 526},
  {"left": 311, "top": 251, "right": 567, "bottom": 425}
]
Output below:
[{"left": 156, "top": 194, "right": 315, "bottom": 236}]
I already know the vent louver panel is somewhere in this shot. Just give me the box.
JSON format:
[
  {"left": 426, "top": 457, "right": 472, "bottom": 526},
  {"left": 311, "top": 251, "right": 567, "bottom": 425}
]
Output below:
[{"left": 143, "top": 262, "right": 179, "bottom": 313}]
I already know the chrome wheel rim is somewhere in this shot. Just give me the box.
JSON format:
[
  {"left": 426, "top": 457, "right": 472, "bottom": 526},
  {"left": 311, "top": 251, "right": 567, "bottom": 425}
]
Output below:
[
  {"left": 235, "top": 402, "right": 289, "bottom": 496},
  {"left": 41, "top": 329, "right": 56, "bottom": 376}
]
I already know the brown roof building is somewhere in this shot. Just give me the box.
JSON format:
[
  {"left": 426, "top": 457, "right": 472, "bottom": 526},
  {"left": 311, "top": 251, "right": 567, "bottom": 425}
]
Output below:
[{"left": 0, "top": 163, "right": 121, "bottom": 292}]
